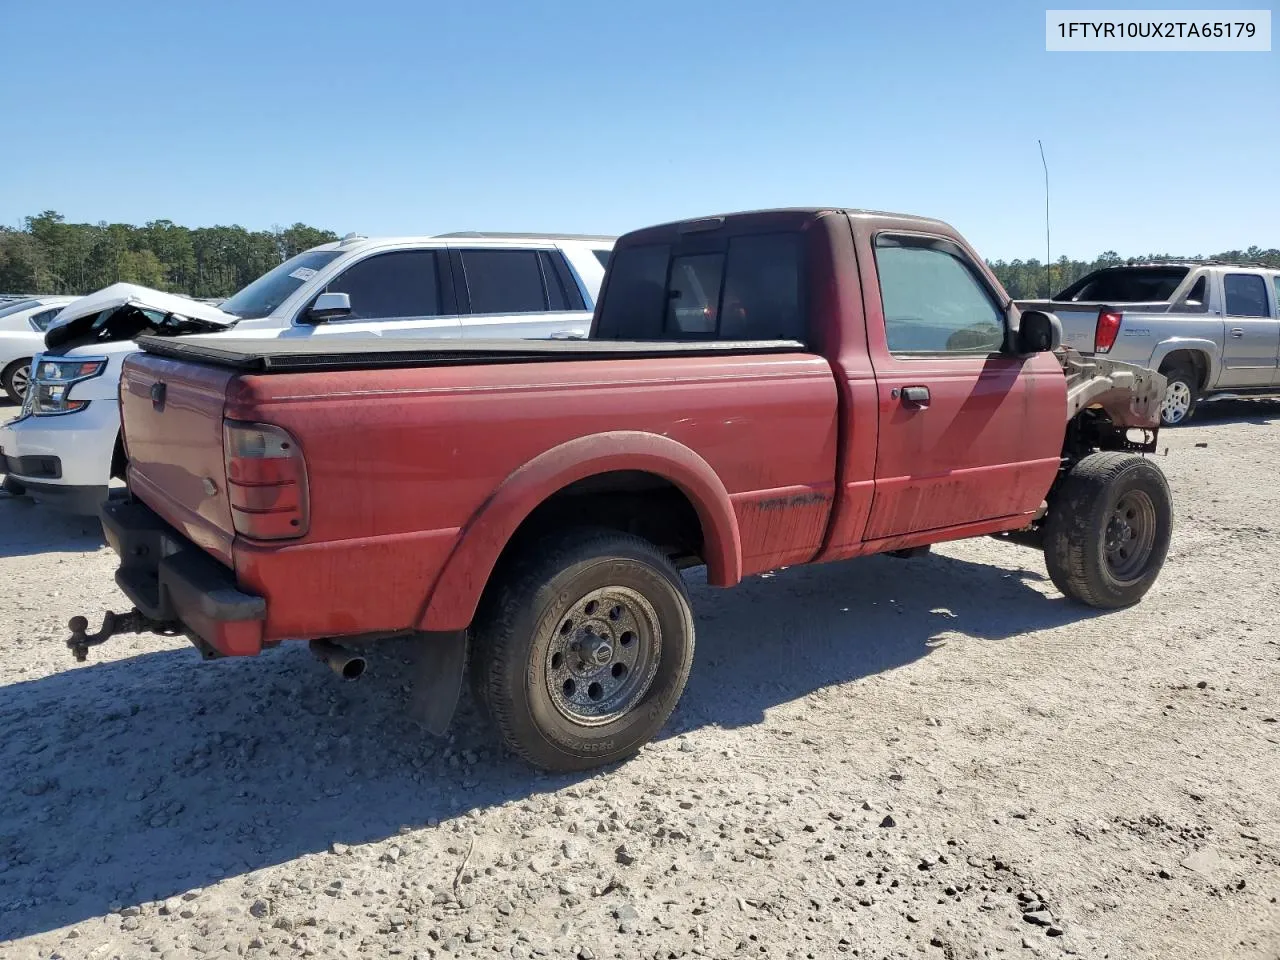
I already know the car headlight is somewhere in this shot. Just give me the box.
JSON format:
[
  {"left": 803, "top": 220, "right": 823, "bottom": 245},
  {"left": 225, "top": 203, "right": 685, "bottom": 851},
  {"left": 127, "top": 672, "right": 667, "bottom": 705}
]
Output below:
[{"left": 30, "top": 357, "right": 107, "bottom": 417}]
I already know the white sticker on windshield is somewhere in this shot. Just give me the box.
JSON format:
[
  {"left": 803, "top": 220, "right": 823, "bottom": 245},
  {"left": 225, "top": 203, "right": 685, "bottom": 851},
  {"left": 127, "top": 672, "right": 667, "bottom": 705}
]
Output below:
[{"left": 289, "top": 267, "right": 318, "bottom": 281}]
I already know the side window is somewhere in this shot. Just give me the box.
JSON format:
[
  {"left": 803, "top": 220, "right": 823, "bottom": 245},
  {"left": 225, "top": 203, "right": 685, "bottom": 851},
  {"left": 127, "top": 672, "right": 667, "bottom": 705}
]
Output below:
[
  {"left": 537, "top": 251, "right": 569, "bottom": 311},
  {"left": 874, "top": 237, "right": 1005, "bottom": 354},
  {"left": 28, "top": 307, "right": 62, "bottom": 330},
  {"left": 461, "top": 250, "right": 547, "bottom": 314},
  {"left": 1224, "top": 274, "right": 1269, "bottom": 317},
  {"left": 1180, "top": 275, "right": 1208, "bottom": 311},
  {"left": 325, "top": 250, "right": 442, "bottom": 320},
  {"left": 1273, "top": 276, "right": 1280, "bottom": 314},
  {"left": 594, "top": 244, "right": 670, "bottom": 338},
  {"left": 544, "top": 251, "right": 587, "bottom": 310},
  {"left": 665, "top": 254, "right": 723, "bottom": 336}
]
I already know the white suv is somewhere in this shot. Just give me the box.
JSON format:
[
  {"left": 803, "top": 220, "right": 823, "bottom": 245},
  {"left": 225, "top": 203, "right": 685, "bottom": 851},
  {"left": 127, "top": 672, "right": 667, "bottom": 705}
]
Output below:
[{"left": 0, "top": 233, "right": 613, "bottom": 513}]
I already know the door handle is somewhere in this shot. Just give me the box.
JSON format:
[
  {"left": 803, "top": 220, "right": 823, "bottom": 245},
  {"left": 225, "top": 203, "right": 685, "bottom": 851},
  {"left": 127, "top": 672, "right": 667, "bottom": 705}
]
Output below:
[
  {"left": 1230, "top": 327, "right": 1245, "bottom": 338},
  {"left": 897, "top": 385, "right": 931, "bottom": 406}
]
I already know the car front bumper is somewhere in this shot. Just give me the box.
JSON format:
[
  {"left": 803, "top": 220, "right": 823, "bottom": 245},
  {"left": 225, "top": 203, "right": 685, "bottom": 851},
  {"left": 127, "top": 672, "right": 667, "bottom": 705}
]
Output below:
[
  {"left": 1, "top": 399, "right": 120, "bottom": 483},
  {"left": 0, "top": 399, "right": 121, "bottom": 513}
]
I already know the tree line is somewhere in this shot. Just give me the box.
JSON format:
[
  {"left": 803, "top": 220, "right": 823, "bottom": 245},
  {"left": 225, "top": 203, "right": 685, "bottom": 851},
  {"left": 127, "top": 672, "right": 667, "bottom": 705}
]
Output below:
[
  {"left": 0, "top": 212, "right": 338, "bottom": 301},
  {"left": 1, "top": 210, "right": 1277, "bottom": 301},
  {"left": 989, "top": 247, "right": 1280, "bottom": 300}
]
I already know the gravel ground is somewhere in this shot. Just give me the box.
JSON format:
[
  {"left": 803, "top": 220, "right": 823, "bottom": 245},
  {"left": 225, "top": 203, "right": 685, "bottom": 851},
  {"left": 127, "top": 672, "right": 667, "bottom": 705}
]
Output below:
[{"left": 1, "top": 398, "right": 1278, "bottom": 960}]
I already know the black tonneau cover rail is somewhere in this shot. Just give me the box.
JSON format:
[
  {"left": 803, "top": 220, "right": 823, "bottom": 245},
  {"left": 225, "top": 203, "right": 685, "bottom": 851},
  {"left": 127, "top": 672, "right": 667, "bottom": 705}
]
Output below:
[{"left": 135, "top": 335, "right": 810, "bottom": 374}]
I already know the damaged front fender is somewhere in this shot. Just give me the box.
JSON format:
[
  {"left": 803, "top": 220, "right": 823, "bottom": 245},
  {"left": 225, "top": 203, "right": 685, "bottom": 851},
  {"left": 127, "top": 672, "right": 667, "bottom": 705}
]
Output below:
[{"left": 1060, "top": 350, "right": 1166, "bottom": 430}]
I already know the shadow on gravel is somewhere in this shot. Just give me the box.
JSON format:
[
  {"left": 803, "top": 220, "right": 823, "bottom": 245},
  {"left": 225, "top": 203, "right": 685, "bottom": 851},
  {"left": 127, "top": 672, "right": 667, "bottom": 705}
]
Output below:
[
  {"left": 0, "top": 495, "right": 105, "bottom": 558},
  {"left": 1191, "top": 397, "right": 1280, "bottom": 426},
  {"left": 0, "top": 546, "right": 1099, "bottom": 940}
]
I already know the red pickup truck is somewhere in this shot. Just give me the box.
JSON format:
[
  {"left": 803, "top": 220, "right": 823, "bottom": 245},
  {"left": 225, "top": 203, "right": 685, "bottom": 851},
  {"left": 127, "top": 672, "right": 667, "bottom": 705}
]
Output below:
[{"left": 72, "top": 208, "right": 1171, "bottom": 771}]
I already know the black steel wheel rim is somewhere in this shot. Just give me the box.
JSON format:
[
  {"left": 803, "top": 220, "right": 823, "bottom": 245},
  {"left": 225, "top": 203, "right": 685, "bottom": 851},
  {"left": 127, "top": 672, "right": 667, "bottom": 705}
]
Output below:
[
  {"left": 544, "top": 585, "right": 662, "bottom": 727},
  {"left": 1104, "top": 489, "right": 1158, "bottom": 582}
]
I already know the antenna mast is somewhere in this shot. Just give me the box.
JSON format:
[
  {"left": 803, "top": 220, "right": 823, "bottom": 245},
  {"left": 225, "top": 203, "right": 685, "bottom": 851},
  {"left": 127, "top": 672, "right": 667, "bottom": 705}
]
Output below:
[{"left": 1038, "top": 140, "right": 1051, "bottom": 298}]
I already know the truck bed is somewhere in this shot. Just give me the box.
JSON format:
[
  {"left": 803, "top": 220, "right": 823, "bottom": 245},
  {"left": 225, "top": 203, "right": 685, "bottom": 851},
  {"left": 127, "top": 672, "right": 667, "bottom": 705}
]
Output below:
[
  {"left": 120, "top": 340, "right": 839, "bottom": 641},
  {"left": 135, "top": 334, "right": 808, "bottom": 373}
]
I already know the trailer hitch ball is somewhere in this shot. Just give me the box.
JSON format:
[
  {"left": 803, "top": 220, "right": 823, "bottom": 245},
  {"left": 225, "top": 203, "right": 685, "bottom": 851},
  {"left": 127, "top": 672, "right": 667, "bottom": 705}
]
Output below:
[
  {"left": 66, "top": 610, "right": 168, "bottom": 662},
  {"left": 67, "top": 613, "right": 111, "bottom": 662},
  {"left": 67, "top": 617, "right": 92, "bottom": 661}
]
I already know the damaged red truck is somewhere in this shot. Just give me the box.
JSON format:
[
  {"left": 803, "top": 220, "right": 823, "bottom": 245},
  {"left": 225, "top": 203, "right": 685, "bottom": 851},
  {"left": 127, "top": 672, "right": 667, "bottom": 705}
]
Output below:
[{"left": 72, "top": 208, "right": 1172, "bottom": 771}]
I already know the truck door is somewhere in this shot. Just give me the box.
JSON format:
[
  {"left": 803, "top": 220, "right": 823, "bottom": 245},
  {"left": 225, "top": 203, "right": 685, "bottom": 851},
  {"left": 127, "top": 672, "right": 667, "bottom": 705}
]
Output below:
[
  {"left": 1219, "top": 272, "right": 1277, "bottom": 388},
  {"left": 860, "top": 232, "right": 1066, "bottom": 541}
]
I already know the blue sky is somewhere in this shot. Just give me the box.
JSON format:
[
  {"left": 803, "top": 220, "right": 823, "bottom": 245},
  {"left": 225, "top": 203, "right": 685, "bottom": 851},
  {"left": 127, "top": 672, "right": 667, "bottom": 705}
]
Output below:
[{"left": 3, "top": 0, "right": 1276, "bottom": 260}]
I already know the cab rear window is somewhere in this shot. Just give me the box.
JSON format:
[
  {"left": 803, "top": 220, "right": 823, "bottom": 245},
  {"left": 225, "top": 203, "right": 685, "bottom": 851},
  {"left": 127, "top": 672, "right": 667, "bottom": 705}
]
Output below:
[{"left": 596, "top": 232, "right": 804, "bottom": 342}]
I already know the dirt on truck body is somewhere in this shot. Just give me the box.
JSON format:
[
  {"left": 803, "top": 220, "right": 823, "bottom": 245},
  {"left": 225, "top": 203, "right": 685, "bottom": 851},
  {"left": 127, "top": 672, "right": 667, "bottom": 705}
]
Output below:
[{"left": 71, "top": 207, "right": 1174, "bottom": 772}]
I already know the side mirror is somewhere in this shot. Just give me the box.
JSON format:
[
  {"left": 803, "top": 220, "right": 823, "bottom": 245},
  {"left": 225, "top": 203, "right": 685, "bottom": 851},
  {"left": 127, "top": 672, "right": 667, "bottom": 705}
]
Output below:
[
  {"left": 1014, "top": 309, "right": 1063, "bottom": 354},
  {"left": 304, "top": 291, "right": 352, "bottom": 323}
]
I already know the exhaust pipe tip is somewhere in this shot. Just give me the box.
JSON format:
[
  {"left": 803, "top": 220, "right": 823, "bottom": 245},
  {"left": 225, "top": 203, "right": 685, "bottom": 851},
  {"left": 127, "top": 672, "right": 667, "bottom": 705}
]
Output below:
[
  {"left": 310, "top": 640, "right": 366, "bottom": 681},
  {"left": 336, "top": 656, "right": 366, "bottom": 681}
]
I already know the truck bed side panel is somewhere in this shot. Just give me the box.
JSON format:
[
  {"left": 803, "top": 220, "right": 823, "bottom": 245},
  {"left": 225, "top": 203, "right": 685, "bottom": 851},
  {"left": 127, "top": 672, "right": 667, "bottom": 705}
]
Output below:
[{"left": 224, "top": 354, "right": 838, "bottom": 641}]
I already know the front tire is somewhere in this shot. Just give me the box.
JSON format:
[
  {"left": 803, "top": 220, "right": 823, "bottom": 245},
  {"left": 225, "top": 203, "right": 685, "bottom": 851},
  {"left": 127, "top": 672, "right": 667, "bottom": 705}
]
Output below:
[
  {"left": 2, "top": 358, "right": 33, "bottom": 404},
  {"left": 1043, "top": 452, "right": 1172, "bottom": 609},
  {"left": 1158, "top": 365, "right": 1198, "bottom": 426},
  {"left": 471, "top": 529, "right": 695, "bottom": 772}
]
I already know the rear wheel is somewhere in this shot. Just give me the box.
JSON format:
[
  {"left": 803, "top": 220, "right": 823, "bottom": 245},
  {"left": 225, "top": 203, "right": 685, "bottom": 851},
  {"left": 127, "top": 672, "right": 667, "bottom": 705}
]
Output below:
[
  {"left": 2, "top": 358, "right": 32, "bottom": 404},
  {"left": 1158, "top": 365, "right": 1198, "bottom": 426},
  {"left": 471, "top": 528, "right": 695, "bottom": 771},
  {"left": 1043, "top": 452, "right": 1172, "bottom": 609}
]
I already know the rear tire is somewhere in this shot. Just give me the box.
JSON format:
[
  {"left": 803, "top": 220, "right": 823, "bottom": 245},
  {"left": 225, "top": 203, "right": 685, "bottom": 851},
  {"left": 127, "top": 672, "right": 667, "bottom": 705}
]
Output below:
[
  {"left": 2, "top": 358, "right": 33, "bottom": 404},
  {"left": 1158, "top": 365, "right": 1198, "bottom": 426},
  {"left": 1043, "top": 452, "right": 1172, "bottom": 609},
  {"left": 471, "top": 528, "right": 695, "bottom": 772}
]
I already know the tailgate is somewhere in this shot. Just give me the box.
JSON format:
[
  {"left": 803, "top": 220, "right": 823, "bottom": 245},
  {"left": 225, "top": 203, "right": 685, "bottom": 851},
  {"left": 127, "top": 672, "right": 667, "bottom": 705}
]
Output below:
[
  {"left": 120, "top": 353, "right": 237, "bottom": 565},
  {"left": 1018, "top": 301, "right": 1103, "bottom": 353}
]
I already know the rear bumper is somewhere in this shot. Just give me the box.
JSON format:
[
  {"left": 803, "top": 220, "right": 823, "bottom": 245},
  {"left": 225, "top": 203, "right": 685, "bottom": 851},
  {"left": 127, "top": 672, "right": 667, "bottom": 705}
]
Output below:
[{"left": 100, "top": 498, "right": 267, "bottom": 657}]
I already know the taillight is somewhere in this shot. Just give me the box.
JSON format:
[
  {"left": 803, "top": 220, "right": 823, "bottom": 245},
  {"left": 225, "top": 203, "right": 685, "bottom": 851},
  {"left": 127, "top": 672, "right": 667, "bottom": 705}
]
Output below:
[
  {"left": 223, "top": 420, "right": 309, "bottom": 540},
  {"left": 1095, "top": 310, "right": 1123, "bottom": 353}
]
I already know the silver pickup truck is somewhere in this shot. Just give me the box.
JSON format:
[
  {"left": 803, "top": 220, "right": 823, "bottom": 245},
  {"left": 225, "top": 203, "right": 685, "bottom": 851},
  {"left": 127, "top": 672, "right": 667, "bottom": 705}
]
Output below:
[{"left": 1018, "top": 261, "right": 1280, "bottom": 425}]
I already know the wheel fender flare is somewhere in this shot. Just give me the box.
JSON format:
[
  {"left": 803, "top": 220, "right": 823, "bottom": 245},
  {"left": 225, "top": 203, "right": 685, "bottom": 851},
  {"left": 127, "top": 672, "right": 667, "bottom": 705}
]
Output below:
[
  {"left": 1147, "top": 339, "right": 1218, "bottom": 389},
  {"left": 417, "top": 431, "right": 743, "bottom": 632}
]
